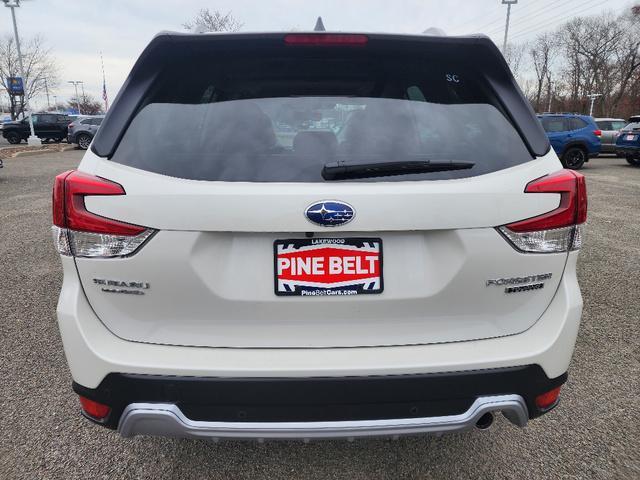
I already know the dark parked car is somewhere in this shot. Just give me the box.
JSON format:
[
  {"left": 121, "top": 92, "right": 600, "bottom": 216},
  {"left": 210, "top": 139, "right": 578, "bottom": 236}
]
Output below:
[
  {"left": 67, "top": 116, "right": 104, "bottom": 150},
  {"left": 615, "top": 122, "right": 640, "bottom": 166},
  {"left": 0, "top": 113, "right": 72, "bottom": 144},
  {"left": 537, "top": 113, "right": 601, "bottom": 169}
]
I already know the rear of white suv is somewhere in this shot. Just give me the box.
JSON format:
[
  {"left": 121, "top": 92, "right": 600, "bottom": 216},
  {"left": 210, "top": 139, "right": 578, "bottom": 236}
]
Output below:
[{"left": 53, "top": 32, "right": 585, "bottom": 439}]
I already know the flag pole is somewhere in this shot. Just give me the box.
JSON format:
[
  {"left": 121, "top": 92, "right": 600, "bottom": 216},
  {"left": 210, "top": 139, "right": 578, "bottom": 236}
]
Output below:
[{"left": 100, "top": 51, "right": 109, "bottom": 112}]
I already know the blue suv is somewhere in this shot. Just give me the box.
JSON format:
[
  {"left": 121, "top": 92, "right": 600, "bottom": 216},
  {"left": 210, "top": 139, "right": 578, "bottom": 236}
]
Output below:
[
  {"left": 538, "top": 114, "right": 601, "bottom": 169},
  {"left": 615, "top": 121, "right": 640, "bottom": 166}
]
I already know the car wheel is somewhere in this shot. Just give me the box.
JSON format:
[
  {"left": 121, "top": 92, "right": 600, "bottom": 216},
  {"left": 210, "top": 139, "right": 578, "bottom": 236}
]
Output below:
[
  {"left": 6, "top": 132, "right": 21, "bottom": 144},
  {"left": 626, "top": 156, "right": 640, "bottom": 167},
  {"left": 562, "top": 147, "right": 586, "bottom": 170},
  {"left": 77, "top": 133, "right": 92, "bottom": 150}
]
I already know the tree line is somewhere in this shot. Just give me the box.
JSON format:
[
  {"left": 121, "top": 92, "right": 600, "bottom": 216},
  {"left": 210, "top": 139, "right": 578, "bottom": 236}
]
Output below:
[{"left": 506, "top": 5, "right": 640, "bottom": 118}]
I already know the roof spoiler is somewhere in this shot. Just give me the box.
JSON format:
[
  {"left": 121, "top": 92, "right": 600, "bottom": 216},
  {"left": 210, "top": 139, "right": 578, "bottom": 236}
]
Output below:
[{"left": 91, "top": 32, "right": 550, "bottom": 158}]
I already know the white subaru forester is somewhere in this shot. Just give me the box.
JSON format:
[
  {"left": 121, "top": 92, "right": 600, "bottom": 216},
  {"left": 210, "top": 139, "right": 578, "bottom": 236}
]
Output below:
[{"left": 53, "top": 32, "right": 586, "bottom": 440}]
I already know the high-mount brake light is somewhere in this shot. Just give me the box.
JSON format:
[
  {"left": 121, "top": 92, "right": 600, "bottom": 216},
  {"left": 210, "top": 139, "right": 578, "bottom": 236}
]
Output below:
[
  {"left": 52, "top": 170, "right": 154, "bottom": 258},
  {"left": 499, "top": 170, "right": 587, "bottom": 253},
  {"left": 284, "top": 33, "right": 368, "bottom": 46}
]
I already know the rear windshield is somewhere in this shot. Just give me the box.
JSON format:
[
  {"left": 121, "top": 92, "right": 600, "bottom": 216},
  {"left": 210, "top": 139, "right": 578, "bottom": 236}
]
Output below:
[{"left": 111, "top": 52, "right": 534, "bottom": 182}]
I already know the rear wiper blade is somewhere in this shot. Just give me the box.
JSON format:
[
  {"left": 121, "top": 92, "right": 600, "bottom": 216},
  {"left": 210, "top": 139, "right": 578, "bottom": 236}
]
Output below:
[{"left": 322, "top": 160, "right": 475, "bottom": 180}]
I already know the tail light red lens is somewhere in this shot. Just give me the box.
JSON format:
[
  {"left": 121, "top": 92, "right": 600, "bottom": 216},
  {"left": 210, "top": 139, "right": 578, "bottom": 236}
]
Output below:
[
  {"left": 284, "top": 34, "right": 368, "bottom": 46},
  {"left": 506, "top": 170, "right": 587, "bottom": 232},
  {"left": 52, "top": 170, "right": 153, "bottom": 258},
  {"left": 79, "top": 396, "right": 111, "bottom": 420},
  {"left": 535, "top": 386, "right": 562, "bottom": 410},
  {"left": 53, "top": 170, "right": 145, "bottom": 235},
  {"left": 499, "top": 170, "right": 587, "bottom": 253},
  {"left": 593, "top": 129, "right": 601, "bottom": 137}
]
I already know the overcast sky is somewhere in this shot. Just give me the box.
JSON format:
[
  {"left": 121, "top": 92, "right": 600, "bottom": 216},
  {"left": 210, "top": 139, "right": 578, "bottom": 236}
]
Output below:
[{"left": 1, "top": 0, "right": 635, "bottom": 110}]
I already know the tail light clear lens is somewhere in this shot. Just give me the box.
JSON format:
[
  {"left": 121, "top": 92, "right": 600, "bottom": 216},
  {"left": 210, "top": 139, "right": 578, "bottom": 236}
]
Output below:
[
  {"left": 499, "top": 170, "right": 587, "bottom": 253},
  {"left": 52, "top": 170, "right": 154, "bottom": 258}
]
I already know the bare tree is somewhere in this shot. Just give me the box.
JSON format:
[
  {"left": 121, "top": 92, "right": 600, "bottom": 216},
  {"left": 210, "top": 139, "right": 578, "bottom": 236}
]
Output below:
[
  {"left": 0, "top": 35, "right": 59, "bottom": 119},
  {"left": 183, "top": 9, "right": 242, "bottom": 33},
  {"left": 529, "top": 33, "right": 557, "bottom": 112},
  {"left": 67, "top": 94, "right": 103, "bottom": 115},
  {"left": 503, "top": 42, "right": 528, "bottom": 81}
]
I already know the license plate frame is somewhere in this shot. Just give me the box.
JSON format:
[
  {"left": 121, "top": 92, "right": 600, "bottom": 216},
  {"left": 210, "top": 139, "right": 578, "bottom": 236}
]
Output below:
[{"left": 274, "top": 237, "right": 383, "bottom": 297}]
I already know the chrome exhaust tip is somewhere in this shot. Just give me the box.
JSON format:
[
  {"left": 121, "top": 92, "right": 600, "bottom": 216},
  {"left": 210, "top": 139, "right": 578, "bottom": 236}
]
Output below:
[{"left": 475, "top": 412, "right": 494, "bottom": 430}]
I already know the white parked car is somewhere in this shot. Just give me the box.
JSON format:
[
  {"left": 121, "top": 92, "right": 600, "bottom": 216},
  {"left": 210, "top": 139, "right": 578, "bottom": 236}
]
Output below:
[{"left": 52, "top": 32, "right": 586, "bottom": 440}]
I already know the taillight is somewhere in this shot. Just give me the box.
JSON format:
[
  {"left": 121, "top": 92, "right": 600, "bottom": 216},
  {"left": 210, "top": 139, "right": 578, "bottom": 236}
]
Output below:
[
  {"left": 284, "top": 33, "right": 368, "bottom": 46},
  {"left": 52, "top": 170, "right": 154, "bottom": 258},
  {"left": 593, "top": 129, "right": 601, "bottom": 137},
  {"left": 79, "top": 396, "right": 111, "bottom": 420},
  {"left": 499, "top": 170, "right": 587, "bottom": 253}
]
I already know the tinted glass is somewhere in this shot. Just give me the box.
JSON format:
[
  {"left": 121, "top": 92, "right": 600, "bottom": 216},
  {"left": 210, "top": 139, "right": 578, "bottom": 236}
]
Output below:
[
  {"left": 92, "top": 118, "right": 103, "bottom": 126},
  {"left": 540, "top": 117, "right": 567, "bottom": 132},
  {"left": 112, "top": 53, "right": 534, "bottom": 182},
  {"left": 623, "top": 123, "right": 640, "bottom": 130},
  {"left": 611, "top": 121, "right": 627, "bottom": 130},
  {"left": 596, "top": 121, "right": 611, "bottom": 130},
  {"left": 568, "top": 117, "right": 588, "bottom": 130},
  {"left": 81, "top": 119, "right": 93, "bottom": 125}
]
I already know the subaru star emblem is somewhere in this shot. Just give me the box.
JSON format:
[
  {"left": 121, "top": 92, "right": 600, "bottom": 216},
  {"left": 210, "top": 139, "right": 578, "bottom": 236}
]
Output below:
[{"left": 305, "top": 201, "right": 355, "bottom": 227}]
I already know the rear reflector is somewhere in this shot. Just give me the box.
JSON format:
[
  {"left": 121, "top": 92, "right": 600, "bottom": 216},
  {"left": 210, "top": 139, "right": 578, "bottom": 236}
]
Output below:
[
  {"left": 52, "top": 170, "right": 154, "bottom": 258},
  {"left": 499, "top": 170, "right": 587, "bottom": 253},
  {"left": 284, "top": 34, "right": 368, "bottom": 46},
  {"left": 535, "top": 386, "right": 562, "bottom": 410},
  {"left": 79, "top": 396, "right": 111, "bottom": 420}
]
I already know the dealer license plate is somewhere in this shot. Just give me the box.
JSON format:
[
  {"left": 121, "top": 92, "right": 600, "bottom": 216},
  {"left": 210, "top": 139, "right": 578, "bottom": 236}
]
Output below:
[{"left": 274, "top": 238, "right": 383, "bottom": 296}]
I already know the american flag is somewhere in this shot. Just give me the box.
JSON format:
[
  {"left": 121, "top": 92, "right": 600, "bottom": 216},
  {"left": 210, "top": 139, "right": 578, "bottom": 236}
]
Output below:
[
  {"left": 100, "top": 52, "right": 109, "bottom": 111},
  {"left": 102, "top": 79, "right": 109, "bottom": 111}
]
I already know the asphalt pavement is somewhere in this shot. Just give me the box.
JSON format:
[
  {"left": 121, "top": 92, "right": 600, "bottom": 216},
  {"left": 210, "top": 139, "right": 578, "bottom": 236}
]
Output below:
[{"left": 0, "top": 151, "right": 638, "bottom": 479}]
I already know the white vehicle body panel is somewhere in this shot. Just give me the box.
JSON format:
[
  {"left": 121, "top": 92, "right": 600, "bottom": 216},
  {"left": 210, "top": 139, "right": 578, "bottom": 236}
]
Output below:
[
  {"left": 71, "top": 150, "right": 569, "bottom": 348},
  {"left": 57, "top": 253, "right": 582, "bottom": 389}
]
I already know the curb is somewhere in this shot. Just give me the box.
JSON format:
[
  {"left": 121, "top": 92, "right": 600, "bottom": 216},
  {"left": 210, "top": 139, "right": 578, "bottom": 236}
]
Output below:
[{"left": 9, "top": 146, "right": 78, "bottom": 158}]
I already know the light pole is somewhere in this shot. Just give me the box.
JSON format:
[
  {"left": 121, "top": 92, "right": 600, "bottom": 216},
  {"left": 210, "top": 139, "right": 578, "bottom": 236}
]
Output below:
[
  {"left": 587, "top": 93, "right": 602, "bottom": 116},
  {"left": 3, "top": 0, "right": 41, "bottom": 145},
  {"left": 68, "top": 80, "right": 83, "bottom": 115},
  {"left": 502, "top": 0, "right": 518, "bottom": 53}
]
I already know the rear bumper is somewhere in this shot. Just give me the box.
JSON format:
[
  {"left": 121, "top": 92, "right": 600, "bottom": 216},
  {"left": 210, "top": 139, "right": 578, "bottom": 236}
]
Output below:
[
  {"left": 117, "top": 395, "right": 528, "bottom": 440},
  {"left": 73, "top": 364, "right": 565, "bottom": 438},
  {"left": 616, "top": 145, "right": 640, "bottom": 158},
  {"left": 57, "top": 252, "right": 582, "bottom": 437}
]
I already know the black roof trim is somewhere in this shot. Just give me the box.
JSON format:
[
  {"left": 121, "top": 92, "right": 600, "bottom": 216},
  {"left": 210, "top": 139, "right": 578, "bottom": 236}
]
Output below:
[{"left": 91, "top": 32, "right": 550, "bottom": 158}]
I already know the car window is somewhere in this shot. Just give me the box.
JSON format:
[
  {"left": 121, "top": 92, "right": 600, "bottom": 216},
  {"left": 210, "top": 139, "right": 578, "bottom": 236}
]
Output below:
[
  {"left": 92, "top": 118, "right": 104, "bottom": 126},
  {"left": 540, "top": 117, "right": 567, "bottom": 132},
  {"left": 568, "top": 118, "right": 588, "bottom": 130},
  {"left": 81, "top": 119, "right": 93, "bottom": 125},
  {"left": 596, "top": 121, "right": 611, "bottom": 130},
  {"left": 31, "top": 115, "right": 39, "bottom": 124},
  {"left": 623, "top": 123, "right": 640, "bottom": 130},
  {"left": 112, "top": 53, "right": 534, "bottom": 183},
  {"left": 611, "top": 121, "right": 627, "bottom": 130}
]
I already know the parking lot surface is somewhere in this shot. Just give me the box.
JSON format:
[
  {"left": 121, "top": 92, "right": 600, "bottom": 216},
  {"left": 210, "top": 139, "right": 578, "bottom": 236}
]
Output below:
[{"left": 0, "top": 151, "right": 638, "bottom": 480}]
